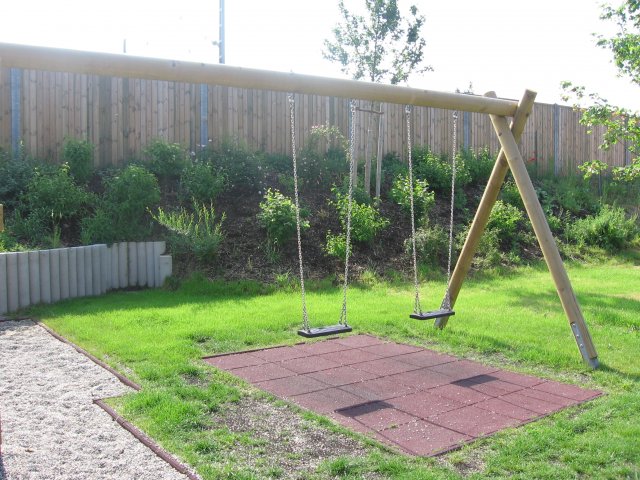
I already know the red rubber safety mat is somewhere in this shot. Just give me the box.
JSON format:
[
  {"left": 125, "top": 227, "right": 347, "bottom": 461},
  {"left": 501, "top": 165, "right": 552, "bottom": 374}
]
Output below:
[{"left": 203, "top": 335, "right": 601, "bottom": 456}]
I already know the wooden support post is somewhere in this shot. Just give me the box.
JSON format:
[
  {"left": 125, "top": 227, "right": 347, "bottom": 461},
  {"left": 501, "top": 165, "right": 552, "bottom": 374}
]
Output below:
[
  {"left": 375, "top": 104, "right": 384, "bottom": 198},
  {"left": 0, "top": 204, "right": 4, "bottom": 233},
  {"left": 489, "top": 113, "right": 599, "bottom": 368},
  {"left": 435, "top": 90, "right": 536, "bottom": 328}
]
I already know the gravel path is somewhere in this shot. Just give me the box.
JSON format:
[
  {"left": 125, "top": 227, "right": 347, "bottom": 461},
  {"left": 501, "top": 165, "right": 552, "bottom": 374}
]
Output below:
[{"left": 0, "top": 320, "right": 190, "bottom": 480}]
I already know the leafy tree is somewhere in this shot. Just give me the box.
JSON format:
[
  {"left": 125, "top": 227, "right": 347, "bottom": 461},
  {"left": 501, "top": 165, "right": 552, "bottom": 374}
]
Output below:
[
  {"left": 562, "top": 0, "right": 639, "bottom": 181},
  {"left": 323, "top": 0, "right": 431, "bottom": 85}
]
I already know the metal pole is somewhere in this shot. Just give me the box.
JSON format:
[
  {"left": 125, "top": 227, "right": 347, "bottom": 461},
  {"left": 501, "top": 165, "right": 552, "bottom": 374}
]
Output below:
[{"left": 219, "top": 0, "right": 225, "bottom": 64}]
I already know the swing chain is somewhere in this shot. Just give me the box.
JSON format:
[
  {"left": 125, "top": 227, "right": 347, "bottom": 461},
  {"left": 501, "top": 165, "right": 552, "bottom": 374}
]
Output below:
[
  {"left": 442, "top": 111, "right": 458, "bottom": 310},
  {"left": 288, "top": 94, "right": 310, "bottom": 332},
  {"left": 405, "top": 105, "right": 422, "bottom": 315},
  {"left": 339, "top": 100, "right": 357, "bottom": 326}
]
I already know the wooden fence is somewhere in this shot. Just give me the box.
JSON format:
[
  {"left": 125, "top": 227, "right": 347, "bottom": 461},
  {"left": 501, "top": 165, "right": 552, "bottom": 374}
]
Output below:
[{"left": 0, "top": 67, "right": 631, "bottom": 176}]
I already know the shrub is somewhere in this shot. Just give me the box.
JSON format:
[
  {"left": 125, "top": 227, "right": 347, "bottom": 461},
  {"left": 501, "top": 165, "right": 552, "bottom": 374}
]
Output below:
[
  {"left": 390, "top": 173, "right": 435, "bottom": 221},
  {"left": 81, "top": 164, "right": 160, "bottom": 243},
  {"left": 487, "top": 200, "right": 526, "bottom": 251},
  {"left": 153, "top": 202, "right": 225, "bottom": 263},
  {"left": 179, "top": 160, "right": 226, "bottom": 204},
  {"left": 566, "top": 204, "right": 638, "bottom": 251},
  {"left": 412, "top": 147, "right": 471, "bottom": 193},
  {"left": 145, "top": 140, "right": 189, "bottom": 184},
  {"left": 407, "top": 221, "right": 449, "bottom": 267},
  {"left": 464, "top": 148, "right": 495, "bottom": 185},
  {"left": 257, "top": 189, "right": 309, "bottom": 247},
  {"left": 331, "top": 188, "right": 389, "bottom": 244},
  {"left": 324, "top": 231, "right": 348, "bottom": 259},
  {"left": 202, "top": 139, "right": 264, "bottom": 190},
  {"left": 0, "top": 157, "right": 37, "bottom": 210},
  {"left": 299, "top": 125, "right": 349, "bottom": 190},
  {"left": 12, "top": 164, "right": 93, "bottom": 247},
  {"left": 537, "top": 176, "right": 599, "bottom": 216},
  {"left": 500, "top": 180, "right": 524, "bottom": 209},
  {"left": 62, "top": 138, "right": 94, "bottom": 184}
]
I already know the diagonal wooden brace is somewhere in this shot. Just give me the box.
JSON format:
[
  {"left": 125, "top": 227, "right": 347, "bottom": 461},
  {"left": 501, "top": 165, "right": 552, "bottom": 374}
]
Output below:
[{"left": 489, "top": 114, "right": 599, "bottom": 368}]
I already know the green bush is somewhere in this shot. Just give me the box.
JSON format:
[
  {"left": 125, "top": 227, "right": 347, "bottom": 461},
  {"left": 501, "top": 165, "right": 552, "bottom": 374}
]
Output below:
[
  {"left": 298, "top": 125, "right": 349, "bottom": 190},
  {"left": 145, "top": 140, "right": 189, "bottom": 184},
  {"left": 412, "top": 147, "right": 471, "bottom": 193},
  {"left": 408, "top": 221, "right": 449, "bottom": 267},
  {"left": 12, "top": 164, "right": 93, "bottom": 247},
  {"left": 566, "top": 204, "right": 638, "bottom": 251},
  {"left": 179, "top": 160, "right": 226, "bottom": 204},
  {"left": 390, "top": 173, "right": 435, "bottom": 221},
  {"left": 81, "top": 164, "right": 160, "bottom": 243},
  {"left": 257, "top": 189, "right": 308, "bottom": 247},
  {"left": 324, "top": 231, "right": 348, "bottom": 259},
  {"left": 331, "top": 188, "right": 389, "bottom": 244},
  {"left": 0, "top": 157, "right": 37, "bottom": 210},
  {"left": 500, "top": 180, "right": 524, "bottom": 209},
  {"left": 487, "top": 200, "right": 526, "bottom": 251},
  {"left": 537, "top": 176, "right": 599, "bottom": 216},
  {"left": 153, "top": 202, "right": 225, "bottom": 263},
  {"left": 202, "top": 139, "right": 264, "bottom": 190},
  {"left": 463, "top": 148, "right": 495, "bottom": 185},
  {"left": 62, "top": 138, "right": 94, "bottom": 184}
]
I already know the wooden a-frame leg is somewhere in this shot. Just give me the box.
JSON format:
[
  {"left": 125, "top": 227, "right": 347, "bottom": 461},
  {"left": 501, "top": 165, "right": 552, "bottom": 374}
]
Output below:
[
  {"left": 489, "top": 114, "right": 599, "bottom": 368},
  {"left": 435, "top": 90, "right": 536, "bottom": 328}
]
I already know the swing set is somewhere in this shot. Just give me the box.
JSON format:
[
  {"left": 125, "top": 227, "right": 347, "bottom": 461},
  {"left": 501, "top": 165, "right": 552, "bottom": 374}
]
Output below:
[{"left": 0, "top": 42, "right": 600, "bottom": 368}]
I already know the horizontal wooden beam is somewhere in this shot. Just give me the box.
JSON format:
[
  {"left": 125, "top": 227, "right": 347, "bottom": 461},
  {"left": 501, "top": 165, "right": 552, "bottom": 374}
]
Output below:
[{"left": 0, "top": 42, "right": 519, "bottom": 116}]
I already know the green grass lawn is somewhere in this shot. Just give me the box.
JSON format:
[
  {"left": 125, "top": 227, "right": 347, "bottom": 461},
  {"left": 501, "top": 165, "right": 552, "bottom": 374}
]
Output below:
[{"left": 29, "top": 257, "right": 640, "bottom": 479}]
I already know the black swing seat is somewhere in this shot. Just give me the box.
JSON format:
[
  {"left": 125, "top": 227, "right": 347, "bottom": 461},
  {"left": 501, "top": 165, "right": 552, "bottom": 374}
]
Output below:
[
  {"left": 410, "top": 309, "right": 455, "bottom": 321},
  {"left": 298, "top": 324, "right": 352, "bottom": 338}
]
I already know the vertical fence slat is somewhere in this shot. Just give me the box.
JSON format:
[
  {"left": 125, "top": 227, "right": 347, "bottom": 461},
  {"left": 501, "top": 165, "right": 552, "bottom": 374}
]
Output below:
[
  {"left": 17, "top": 252, "right": 30, "bottom": 308},
  {"left": 59, "top": 248, "right": 70, "bottom": 300},
  {"left": 28, "top": 251, "right": 41, "bottom": 305}
]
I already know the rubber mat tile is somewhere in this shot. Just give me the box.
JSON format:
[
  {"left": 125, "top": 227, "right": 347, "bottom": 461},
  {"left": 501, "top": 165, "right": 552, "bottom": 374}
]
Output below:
[
  {"left": 335, "top": 401, "right": 416, "bottom": 431},
  {"left": 488, "top": 369, "right": 546, "bottom": 387},
  {"left": 518, "top": 387, "right": 578, "bottom": 407},
  {"left": 251, "top": 346, "right": 311, "bottom": 362},
  {"left": 497, "top": 392, "right": 566, "bottom": 415},
  {"left": 203, "top": 352, "right": 265, "bottom": 370},
  {"left": 256, "top": 375, "right": 330, "bottom": 397},
  {"left": 428, "top": 383, "right": 491, "bottom": 405},
  {"left": 531, "top": 381, "right": 602, "bottom": 401},
  {"left": 281, "top": 355, "right": 342, "bottom": 374},
  {"left": 335, "top": 335, "right": 387, "bottom": 348},
  {"left": 429, "top": 405, "right": 521, "bottom": 437},
  {"left": 379, "top": 419, "right": 471, "bottom": 456},
  {"left": 473, "top": 397, "right": 540, "bottom": 421},
  {"left": 455, "top": 375, "right": 526, "bottom": 397},
  {"left": 353, "top": 357, "right": 422, "bottom": 376},
  {"left": 317, "top": 348, "right": 382, "bottom": 366},
  {"left": 359, "top": 342, "right": 423, "bottom": 358},
  {"left": 388, "top": 390, "right": 467, "bottom": 418},
  {"left": 292, "top": 339, "right": 350, "bottom": 355},
  {"left": 428, "top": 360, "right": 499, "bottom": 381},
  {"left": 394, "top": 350, "right": 458, "bottom": 368},
  {"left": 231, "top": 362, "right": 297, "bottom": 383},
  {"left": 340, "top": 377, "right": 415, "bottom": 402},
  {"left": 387, "top": 368, "right": 452, "bottom": 391},
  {"left": 307, "top": 365, "right": 380, "bottom": 386},
  {"left": 292, "top": 387, "right": 368, "bottom": 414}
]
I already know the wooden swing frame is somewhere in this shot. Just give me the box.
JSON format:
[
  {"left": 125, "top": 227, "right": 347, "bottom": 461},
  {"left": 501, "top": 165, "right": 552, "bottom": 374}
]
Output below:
[{"left": 0, "top": 42, "right": 599, "bottom": 368}]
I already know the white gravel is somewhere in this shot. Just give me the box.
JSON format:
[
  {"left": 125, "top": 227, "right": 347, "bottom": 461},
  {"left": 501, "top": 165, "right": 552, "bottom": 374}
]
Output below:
[{"left": 0, "top": 320, "right": 190, "bottom": 480}]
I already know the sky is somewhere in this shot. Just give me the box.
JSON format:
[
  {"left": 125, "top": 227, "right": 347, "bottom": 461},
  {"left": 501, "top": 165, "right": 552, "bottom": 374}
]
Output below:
[{"left": 1, "top": 0, "right": 638, "bottom": 111}]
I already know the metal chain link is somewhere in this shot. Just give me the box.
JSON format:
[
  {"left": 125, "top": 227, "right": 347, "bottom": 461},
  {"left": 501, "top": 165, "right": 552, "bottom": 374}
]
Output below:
[
  {"left": 288, "top": 94, "right": 310, "bottom": 332},
  {"left": 405, "top": 105, "right": 422, "bottom": 315},
  {"left": 339, "top": 100, "right": 357, "bottom": 326},
  {"left": 442, "top": 111, "right": 458, "bottom": 310}
]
